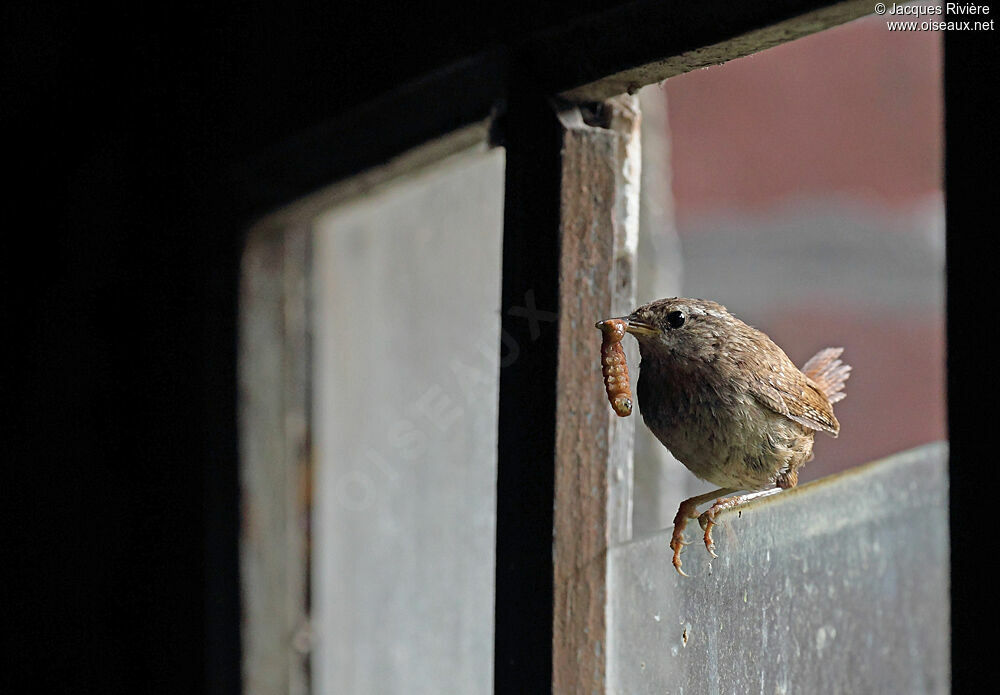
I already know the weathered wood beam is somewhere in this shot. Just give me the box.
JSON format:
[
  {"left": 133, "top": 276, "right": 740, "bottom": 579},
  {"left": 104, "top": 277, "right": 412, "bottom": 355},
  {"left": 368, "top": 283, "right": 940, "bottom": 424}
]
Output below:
[
  {"left": 542, "top": 0, "right": 873, "bottom": 102},
  {"left": 239, "top": 223, "right": 312, "bottom": 695},
  {"left": 553, "top": 95, "right": 640, "bottom": 694}
]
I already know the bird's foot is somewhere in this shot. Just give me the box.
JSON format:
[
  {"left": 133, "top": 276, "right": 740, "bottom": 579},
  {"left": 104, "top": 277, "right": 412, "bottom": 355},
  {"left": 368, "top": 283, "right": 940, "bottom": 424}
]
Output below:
[
  {"left": 698, "top": 504, "right": 730, "bottom": 558},
  {"left": 669, "top": 488, "right": 738, "bottom": 576},
  {"left": 697, "top": 488, "right": 785, "bottom": 561}
]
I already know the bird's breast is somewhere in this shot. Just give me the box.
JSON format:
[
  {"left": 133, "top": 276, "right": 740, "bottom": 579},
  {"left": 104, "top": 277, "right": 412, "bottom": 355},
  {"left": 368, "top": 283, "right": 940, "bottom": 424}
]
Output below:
[{"left": 636, "top": 365, "right": 811, "bottom": 490}]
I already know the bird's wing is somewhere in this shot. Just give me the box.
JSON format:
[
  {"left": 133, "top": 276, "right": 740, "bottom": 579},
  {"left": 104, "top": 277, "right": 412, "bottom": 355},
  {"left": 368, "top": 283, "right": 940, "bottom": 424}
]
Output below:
[{"left": 748, "top": 351, "right": 841, "bottom": 437}]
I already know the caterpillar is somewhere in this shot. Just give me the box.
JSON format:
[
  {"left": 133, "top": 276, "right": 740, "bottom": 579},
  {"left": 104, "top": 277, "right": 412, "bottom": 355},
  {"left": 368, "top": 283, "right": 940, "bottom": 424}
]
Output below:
[{"left": 596, "top": 318, "right": 632, "bottom": 417}]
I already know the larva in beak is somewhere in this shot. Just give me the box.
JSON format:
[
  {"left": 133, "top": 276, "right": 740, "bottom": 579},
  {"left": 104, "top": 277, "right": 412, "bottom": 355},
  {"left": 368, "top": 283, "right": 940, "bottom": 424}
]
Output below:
[{"left": 596, "top": 318, "right": 632, "bottom": 417}]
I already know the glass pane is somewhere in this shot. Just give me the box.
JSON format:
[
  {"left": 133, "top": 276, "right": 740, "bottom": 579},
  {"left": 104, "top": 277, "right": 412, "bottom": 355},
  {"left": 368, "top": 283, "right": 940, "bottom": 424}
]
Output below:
[{"left": 311, "top": 147, "right": 505, "bottom": 694}]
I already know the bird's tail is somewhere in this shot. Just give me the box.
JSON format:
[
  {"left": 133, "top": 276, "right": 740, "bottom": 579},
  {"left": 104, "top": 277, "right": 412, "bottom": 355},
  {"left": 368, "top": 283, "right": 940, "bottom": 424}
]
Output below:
[{"left": 801, "top": 347, "right": 851, "bottom": 404}]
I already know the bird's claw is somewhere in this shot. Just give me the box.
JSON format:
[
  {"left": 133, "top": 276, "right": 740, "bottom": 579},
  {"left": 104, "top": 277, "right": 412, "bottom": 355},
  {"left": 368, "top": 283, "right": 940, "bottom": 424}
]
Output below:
[
  {"left": 670, "top": 540, "right": 689, "bottom": 577},
  {"left": 670, "top": 525, "right": 689, "bottom": 576},
  {"left": 700, "top": 515, "right": 718, "bottom": 558}
]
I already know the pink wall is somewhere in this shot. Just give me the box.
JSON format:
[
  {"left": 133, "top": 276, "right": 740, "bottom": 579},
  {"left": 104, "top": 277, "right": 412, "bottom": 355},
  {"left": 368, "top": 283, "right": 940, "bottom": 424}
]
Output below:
[{"left": 666, "top": 14, "right": 942, "bottom": 227}]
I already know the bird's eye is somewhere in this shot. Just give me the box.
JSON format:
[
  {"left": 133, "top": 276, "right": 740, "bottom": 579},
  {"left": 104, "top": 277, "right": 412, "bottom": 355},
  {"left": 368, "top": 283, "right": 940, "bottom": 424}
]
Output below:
[{"left": 666, "top": 310, "right": 686, "bottom": 328}]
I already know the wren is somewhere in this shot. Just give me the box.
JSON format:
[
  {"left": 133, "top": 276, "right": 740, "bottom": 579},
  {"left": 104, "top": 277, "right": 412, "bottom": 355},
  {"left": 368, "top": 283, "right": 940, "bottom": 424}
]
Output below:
[{"left": 601, "top": 298, "right": 850, "bottom": 576}]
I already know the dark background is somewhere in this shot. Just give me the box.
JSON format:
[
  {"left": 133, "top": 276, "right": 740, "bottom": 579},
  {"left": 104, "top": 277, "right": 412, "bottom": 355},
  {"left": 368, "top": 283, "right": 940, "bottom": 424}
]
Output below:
[{"left": 4, "top": 2, "right": 994, "bottom": 693}]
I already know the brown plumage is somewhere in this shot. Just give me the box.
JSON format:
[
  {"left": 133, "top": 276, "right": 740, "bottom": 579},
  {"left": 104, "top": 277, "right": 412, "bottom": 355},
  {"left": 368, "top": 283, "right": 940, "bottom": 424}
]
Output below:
[{"left": 599, "top": 297, "right": 851, "bottom": 575}]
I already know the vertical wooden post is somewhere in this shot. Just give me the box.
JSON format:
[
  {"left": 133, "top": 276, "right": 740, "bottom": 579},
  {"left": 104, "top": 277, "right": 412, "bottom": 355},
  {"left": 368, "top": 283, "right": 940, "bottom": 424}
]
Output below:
[
  {"left": 494, "top": 85, "right": 562, "bottom": 694},
  {"left": 239, "top": 223, "right": 312, "bottom": 695},
  {"left": 552, "top": 95, "right": 639, "bottom": 694}
]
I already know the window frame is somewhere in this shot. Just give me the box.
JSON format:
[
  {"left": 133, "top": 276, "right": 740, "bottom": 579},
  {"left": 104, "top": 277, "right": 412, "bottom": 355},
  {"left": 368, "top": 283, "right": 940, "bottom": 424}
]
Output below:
[{"left": 235, "top": 3, "right": 933, "bottom": 693}]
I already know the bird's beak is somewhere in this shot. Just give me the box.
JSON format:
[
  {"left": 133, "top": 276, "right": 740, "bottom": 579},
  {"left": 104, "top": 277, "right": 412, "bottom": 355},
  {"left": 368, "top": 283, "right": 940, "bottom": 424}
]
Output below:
[
  {"left": 595, "top": 317, "right": 659, "bottom": 336},
  {"left": 624, "top": 318, "right": 658, "bottom": 337}
]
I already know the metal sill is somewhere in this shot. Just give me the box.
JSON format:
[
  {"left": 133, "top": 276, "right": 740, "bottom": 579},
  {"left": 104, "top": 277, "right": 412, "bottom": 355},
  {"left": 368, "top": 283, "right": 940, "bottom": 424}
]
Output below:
[{"left": 609, "top": 441, "right": 949, "bottom": 694}]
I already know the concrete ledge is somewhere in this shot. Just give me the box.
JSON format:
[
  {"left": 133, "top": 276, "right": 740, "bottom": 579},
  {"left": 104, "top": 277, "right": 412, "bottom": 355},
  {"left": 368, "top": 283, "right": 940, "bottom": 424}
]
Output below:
[{"left": 609, "top": 441, "right": 949, "bottom": 694}]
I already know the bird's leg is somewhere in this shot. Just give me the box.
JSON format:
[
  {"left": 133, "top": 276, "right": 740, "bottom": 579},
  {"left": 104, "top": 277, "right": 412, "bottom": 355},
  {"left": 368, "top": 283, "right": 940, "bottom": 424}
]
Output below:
[
  {"left": 671, "top": 488, "right": 737, "bottom": 576},
  {"left": 698, "top": 488, "right": 784, "bottom": 558}
]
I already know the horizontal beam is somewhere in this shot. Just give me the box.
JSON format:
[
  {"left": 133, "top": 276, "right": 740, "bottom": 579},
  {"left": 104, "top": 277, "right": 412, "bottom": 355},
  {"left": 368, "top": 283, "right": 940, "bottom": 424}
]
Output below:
[
  {"left": 528, "top": 0, "right": 874, "bottom": 102},
  {"left": 550, "top": 0, "right": 873, "bottom": 102},
  {"left": 230, "top": 51, "right": 505, "bottom": 219},
  {"left": 230, "top": 1, "right": 868, "bottom": 214}
]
